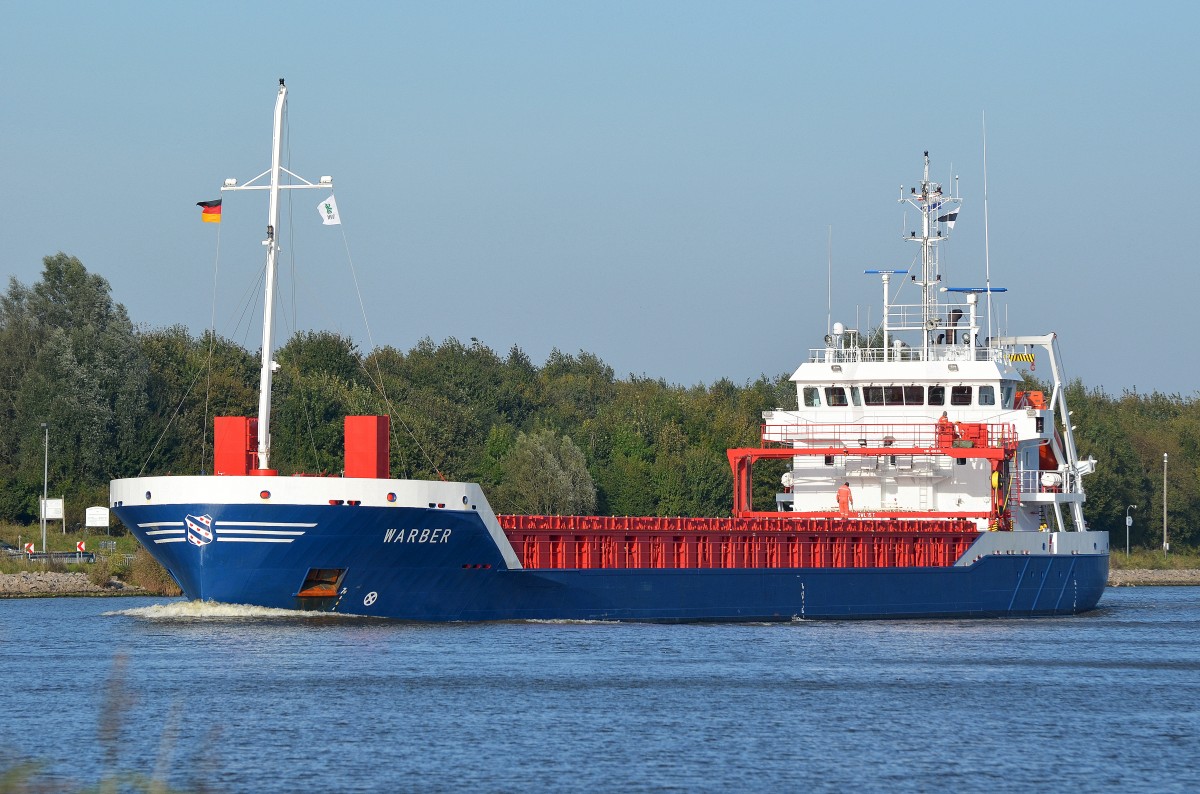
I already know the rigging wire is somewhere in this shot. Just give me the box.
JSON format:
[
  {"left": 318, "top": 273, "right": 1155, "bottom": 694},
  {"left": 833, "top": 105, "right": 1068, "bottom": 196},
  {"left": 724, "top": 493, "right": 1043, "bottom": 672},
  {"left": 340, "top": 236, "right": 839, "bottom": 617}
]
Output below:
[
  {"left": 335, "top": 216, "right": 446, "bottom": 481},
  {"left": 201, "top": 216, "right": 221, "bottom": 472},
  {"left": 281, "top": 107, "right": 327, "bottom": 473},
  {"left": 138, "top": 223, "right": 225, "bottom": 476}
]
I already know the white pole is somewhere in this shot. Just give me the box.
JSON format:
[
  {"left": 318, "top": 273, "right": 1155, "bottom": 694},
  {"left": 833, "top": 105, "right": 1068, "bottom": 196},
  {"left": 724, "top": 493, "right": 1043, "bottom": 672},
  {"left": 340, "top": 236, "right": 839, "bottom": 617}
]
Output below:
[
  {"left": 982, "top": 112, "right": 993, "bottom": 346},
  {"left": 254, "top": 80, "right": 288, "bottom": 473},
  {"left": 881, "top": 273, "right": 890, "bottom": 361},
  {"left": 1163, "top": 453, "right": 1168, "bottom": 555},
  {"left": 41, "top": 423, "right": 47, "bottom": 554},
  {"left": 1125, "top": 504, "right": 1136, "bottom": 557}
]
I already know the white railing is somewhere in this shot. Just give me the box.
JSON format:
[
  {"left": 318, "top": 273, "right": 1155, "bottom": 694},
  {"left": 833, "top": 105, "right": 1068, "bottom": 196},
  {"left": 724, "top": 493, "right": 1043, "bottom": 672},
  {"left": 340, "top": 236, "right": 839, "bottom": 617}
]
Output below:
[
  {"left": 762, "top": 422, "right": 1016, "bottom": 450},
  {"left": 807, "top": 346, "right": 1006, "bottom": 364},
  {"left": 1015, "top": 468, "right": 1074, "bottom": 496}
]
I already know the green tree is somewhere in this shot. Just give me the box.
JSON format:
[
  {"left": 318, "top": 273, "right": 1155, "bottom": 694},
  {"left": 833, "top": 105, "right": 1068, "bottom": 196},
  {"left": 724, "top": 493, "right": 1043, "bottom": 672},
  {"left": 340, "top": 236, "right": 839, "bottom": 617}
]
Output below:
[
  {"left": 138, "top": 326, "right": 257, "bottom": 475},
  {"left": 494, "top": 429, "right": 596, "bottom": 515},
  {"left": 0, "top": 254, "right": 148, "bottom": 524}
]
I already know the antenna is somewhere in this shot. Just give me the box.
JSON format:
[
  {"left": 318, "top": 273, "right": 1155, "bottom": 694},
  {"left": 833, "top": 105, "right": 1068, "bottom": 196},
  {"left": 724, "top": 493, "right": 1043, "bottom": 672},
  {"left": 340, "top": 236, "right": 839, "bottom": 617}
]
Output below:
[
  {"left": 826, "top": 225, "right": 832, "bottom": 336},
  {"left": 982, "top": 111, "right": 993, "bottom": 345}
]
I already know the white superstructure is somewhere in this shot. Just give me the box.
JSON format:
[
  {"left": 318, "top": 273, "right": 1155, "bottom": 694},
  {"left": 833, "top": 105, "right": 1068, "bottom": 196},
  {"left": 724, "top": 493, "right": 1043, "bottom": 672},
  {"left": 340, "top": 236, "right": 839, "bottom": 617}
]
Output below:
[{"left": 767, "top": 153, "right": 1094, "bottom": 534}]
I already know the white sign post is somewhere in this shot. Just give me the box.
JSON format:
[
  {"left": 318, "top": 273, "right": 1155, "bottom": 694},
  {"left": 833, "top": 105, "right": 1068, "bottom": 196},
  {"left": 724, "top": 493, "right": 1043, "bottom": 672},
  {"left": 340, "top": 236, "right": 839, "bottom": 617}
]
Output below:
[
  {"left": 43, "top": 498, "right": 63, "bottom": 519},
  {"left": 42, "top": 497, "right": 65, "bottom": 537},
  {"left": 86, "top": 506, "right": 110, "bottom": 534}
]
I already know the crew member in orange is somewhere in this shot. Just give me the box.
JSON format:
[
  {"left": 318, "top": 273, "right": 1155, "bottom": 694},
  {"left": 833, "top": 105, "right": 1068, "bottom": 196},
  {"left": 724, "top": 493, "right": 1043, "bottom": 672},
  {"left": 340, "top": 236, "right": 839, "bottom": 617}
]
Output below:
[
  {"left": 936, "top": 411, "right": 955, "bottom": 448},
  {"left": 836, "top": 481, "right": 854, "bottom": 518}
]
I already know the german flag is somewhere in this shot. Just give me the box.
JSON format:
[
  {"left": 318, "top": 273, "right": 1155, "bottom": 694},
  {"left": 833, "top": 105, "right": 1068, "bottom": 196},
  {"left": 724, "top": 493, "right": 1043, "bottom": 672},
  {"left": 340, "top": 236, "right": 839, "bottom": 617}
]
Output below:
[{"left": 197, "top": 199, "right": 222, "bottom": 223}]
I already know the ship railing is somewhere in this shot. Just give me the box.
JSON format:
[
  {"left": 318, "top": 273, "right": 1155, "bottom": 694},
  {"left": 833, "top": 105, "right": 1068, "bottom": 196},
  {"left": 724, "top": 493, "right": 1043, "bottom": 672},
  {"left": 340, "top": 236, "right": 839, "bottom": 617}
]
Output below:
[
  {"left": 761, "top": 422, "right": 1016, "bottom": 451},
  {"left": 807, "top": 345, "right": 1007, "bottom": 364},
  {"left": 1015, "top": 468, "right": 1069, "bottom": 495}
]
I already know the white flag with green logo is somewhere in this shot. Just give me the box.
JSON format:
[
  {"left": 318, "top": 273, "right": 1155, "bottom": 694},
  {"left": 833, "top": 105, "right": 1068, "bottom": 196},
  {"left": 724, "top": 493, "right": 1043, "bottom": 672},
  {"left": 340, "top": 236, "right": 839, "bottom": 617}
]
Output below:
[{"left": 318, "top": 195, "right": 341, "bottom": 225}]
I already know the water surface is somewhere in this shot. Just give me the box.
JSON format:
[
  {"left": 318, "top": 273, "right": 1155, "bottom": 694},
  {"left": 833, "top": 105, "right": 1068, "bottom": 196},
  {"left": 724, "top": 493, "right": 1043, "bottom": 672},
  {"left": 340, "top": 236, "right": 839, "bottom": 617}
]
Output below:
[{"left": 3, "top": 588, "right": 1198, "bottom": 792}]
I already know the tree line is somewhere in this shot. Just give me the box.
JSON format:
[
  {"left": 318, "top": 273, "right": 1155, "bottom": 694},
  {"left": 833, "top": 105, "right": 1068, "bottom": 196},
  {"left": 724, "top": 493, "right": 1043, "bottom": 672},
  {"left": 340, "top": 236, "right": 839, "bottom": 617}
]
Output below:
[{"left": 2, "top": 254, "right": 1197, "bottom": 548}]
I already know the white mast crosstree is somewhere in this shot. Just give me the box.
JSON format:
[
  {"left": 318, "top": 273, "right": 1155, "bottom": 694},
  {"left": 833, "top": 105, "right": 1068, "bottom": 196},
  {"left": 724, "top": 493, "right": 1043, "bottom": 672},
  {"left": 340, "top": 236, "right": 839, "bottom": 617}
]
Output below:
[{"left": 221, "top": 79, "right": 333, "bottom": 473}]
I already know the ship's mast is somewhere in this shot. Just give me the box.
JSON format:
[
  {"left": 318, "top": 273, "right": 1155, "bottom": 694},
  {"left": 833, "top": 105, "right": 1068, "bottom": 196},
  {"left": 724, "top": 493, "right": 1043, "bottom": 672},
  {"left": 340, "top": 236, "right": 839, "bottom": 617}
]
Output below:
[
  {"left": 221, "top": 79, "right": 333, "bottom": 473},
  {"left": 900, "top": 152, "right": 960, "bottom": 360}
]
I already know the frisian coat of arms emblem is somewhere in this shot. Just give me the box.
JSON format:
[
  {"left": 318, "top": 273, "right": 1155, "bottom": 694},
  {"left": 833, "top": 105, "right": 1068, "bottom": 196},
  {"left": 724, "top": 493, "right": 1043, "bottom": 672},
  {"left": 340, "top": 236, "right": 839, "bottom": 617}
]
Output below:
[{"left": 185, "top": 514, "right": 215, "bottom": 547}]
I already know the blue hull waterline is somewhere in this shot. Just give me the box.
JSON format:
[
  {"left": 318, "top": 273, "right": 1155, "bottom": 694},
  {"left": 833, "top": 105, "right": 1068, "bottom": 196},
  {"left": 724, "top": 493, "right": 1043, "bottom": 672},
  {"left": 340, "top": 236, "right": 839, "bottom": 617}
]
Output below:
[{"left": 109, "top": 487, "right": 1109, "bottom": 621}]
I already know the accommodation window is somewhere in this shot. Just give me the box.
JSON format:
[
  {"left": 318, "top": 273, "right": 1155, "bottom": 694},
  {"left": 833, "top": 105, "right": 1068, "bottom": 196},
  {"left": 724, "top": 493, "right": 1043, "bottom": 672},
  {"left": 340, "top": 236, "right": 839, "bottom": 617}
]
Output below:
[
  {"left": 1000, "top": 385, "right": 1015, "bottom": 408},
  {"left": 904, "top": 385, "right": 925, "bottom": 405},
  {"left": 884, "top": 386, "right": 904, "bottom": 405},
  {"left": 824, "top": 387, "right": 848, "bottom": 407},
  {"left": 850, "top": 387, "right": 862, "bottom": 406},
  {"left": 928, "top": 386, "right": 945, "bottom": 406},
  {"left": 979, "top": 385, "right": 996, "bottom": 406},
  {"left": 951, "top": 386, "right": 973, "bottom": 406},
  {"left": 803, "top": 387, "right": 821, "bottom": 407},
  {"left": 863, "top": 386, "right": 884, "bottom": 406}
]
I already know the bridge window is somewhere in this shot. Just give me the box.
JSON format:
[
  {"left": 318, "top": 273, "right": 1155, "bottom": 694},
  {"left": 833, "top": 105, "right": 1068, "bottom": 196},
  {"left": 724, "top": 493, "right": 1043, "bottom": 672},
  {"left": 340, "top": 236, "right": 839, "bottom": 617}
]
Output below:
[
  {"left": 929, "top": 386, "right": 945, "bottom": 406},
  {"left": 803, "top": 387, "right": 821, "bottom": 407},
  {"left": 824, "top": 387, "right": 848, "bottom": 406},
  {"left": 865, "top": 385, "right": 925, "bottom": 406},
  {"left": 979, "top": 385, "right": 996, "bottom": 406},
  {"left": 1001, "top": 385, "right": 1015, "bottom": 408},
  {"left": 951, "top": 386, "right": 973, "bottom": 406},
  {"left": 850, "top": 387, "right": 862, "bottom": 406}
]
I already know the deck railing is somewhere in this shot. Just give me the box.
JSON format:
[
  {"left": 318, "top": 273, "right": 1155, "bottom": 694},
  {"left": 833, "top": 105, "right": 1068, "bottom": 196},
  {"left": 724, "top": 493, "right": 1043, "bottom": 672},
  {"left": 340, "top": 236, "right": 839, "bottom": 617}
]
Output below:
[
  {"left": 761, "top": 422, "right": 1016, "bottom": 451},
  {"left": 807, "top": 345, "right": 1005, "bottom": 364}
]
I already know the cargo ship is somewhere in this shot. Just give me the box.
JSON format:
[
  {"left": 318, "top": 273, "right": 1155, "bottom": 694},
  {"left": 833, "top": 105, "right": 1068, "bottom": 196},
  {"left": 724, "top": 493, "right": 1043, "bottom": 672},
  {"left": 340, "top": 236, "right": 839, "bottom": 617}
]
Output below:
[{"left": 109, "top": 82, "right": 1108, "bottom": 620}]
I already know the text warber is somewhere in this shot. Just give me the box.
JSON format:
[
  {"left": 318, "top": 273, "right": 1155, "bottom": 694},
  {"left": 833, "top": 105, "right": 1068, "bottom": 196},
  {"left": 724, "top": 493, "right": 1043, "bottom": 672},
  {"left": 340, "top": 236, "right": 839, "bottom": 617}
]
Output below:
[{"left": 384, "top": 528, "right": 452, "bottom": 544}]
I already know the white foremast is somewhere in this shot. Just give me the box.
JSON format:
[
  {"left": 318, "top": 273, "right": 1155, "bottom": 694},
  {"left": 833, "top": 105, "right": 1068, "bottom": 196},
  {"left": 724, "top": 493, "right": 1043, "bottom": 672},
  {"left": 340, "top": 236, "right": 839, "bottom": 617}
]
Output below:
[{"left": 220, "top": 79, "right": 333, "bottom": 472}]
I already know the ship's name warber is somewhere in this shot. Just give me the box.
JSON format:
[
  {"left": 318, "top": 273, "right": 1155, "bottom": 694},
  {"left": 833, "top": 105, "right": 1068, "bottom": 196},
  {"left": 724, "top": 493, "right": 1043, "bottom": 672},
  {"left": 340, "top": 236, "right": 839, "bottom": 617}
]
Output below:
[{"left": 384, "top": 528, "right": 452, "bottom": 544}]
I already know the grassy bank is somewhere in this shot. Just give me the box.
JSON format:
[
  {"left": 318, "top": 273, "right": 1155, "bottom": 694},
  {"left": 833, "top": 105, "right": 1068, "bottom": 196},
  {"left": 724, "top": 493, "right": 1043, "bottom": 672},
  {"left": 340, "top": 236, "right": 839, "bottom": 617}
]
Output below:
[
  {"left": 0, "top": 520, "right": 143, "bottom": 556},
  {"left": 1109, "top": 548, "right": 1200, "bottom": 570},
  {"left": 1, "top": 522, "right": 182, "bottom": 595}
]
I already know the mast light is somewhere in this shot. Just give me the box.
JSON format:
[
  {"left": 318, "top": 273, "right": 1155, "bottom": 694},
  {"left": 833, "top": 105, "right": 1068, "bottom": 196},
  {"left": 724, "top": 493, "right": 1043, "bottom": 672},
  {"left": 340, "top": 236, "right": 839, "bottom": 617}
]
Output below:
[
  {"left": 224, "top": 178, "right": 238, "bottom": 187},
  {"left": 319, "top": 176, "right": 333, "bottom": 184}
]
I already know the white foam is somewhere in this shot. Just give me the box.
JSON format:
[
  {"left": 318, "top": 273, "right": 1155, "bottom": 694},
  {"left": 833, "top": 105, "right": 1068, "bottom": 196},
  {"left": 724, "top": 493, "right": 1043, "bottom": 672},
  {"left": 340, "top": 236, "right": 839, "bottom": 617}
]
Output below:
[{"left": 103, "top": 600, "right": 357, "bottom": 620}]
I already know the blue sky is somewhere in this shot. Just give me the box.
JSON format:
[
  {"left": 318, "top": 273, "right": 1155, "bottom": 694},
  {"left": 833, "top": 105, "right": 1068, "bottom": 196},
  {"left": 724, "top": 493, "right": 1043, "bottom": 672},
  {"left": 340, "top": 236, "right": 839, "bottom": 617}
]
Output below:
[{"left": 3, "top": 1, "right": 1197, "bottom": 395}]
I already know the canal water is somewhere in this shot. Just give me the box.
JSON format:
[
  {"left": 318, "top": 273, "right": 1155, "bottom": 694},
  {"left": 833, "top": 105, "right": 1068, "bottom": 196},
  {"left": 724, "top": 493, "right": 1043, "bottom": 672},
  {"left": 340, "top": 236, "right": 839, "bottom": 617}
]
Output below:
[{"left": 2, "top": 587, "right": 1198, "bottom": 792}]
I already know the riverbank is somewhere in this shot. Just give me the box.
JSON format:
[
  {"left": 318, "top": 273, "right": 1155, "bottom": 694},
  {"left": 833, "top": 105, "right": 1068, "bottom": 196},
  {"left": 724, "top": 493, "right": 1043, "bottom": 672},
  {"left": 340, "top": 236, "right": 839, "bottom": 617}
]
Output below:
[
  {"left": 0, "top": 571, "right": 145, "bottom": 597},
  {"left": 2, "top": 568, "right": 1198, "bottom": 598}
]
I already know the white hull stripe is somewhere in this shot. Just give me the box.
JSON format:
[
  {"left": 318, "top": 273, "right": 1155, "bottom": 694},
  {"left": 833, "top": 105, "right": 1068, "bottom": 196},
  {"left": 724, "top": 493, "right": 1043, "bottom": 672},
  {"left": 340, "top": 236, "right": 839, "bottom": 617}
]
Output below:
[
  {"left": 216, "top": 537, "right": 294, "bottom": 543},
  {"left": 216, "top": 529, "right": 306, "bottom": 536},
  {"left": 153, "top": 538, "right": 187, "bottom": 544},
  {"left": 138, "top": 521, "right": 185, "bottom": 528},
  {"left": 145, "top": 529, "right": 185, "bottom": 536},
  {"left": 217, "top": 521, "right": 317, "bottom": 528}
]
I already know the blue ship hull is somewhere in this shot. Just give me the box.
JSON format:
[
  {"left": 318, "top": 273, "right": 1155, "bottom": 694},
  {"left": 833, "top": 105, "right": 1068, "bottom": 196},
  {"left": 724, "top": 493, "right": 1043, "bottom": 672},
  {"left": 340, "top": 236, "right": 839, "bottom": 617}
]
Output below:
[{"left": 111, "top": 498, "right": 1108, "bottom": 621}]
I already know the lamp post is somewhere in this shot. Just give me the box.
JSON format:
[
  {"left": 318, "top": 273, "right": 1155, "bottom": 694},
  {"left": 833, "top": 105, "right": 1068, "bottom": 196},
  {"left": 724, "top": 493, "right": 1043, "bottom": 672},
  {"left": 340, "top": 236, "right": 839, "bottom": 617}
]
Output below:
[
  {"left": 1125, "top": 504, "right": 1136, "bottom": 558},
  {"left": 1162, "top": 453, "right": 1168, "bottom": 556},
  {"left": 40, "top": 423, "right": 48, "bottom": 555}
]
